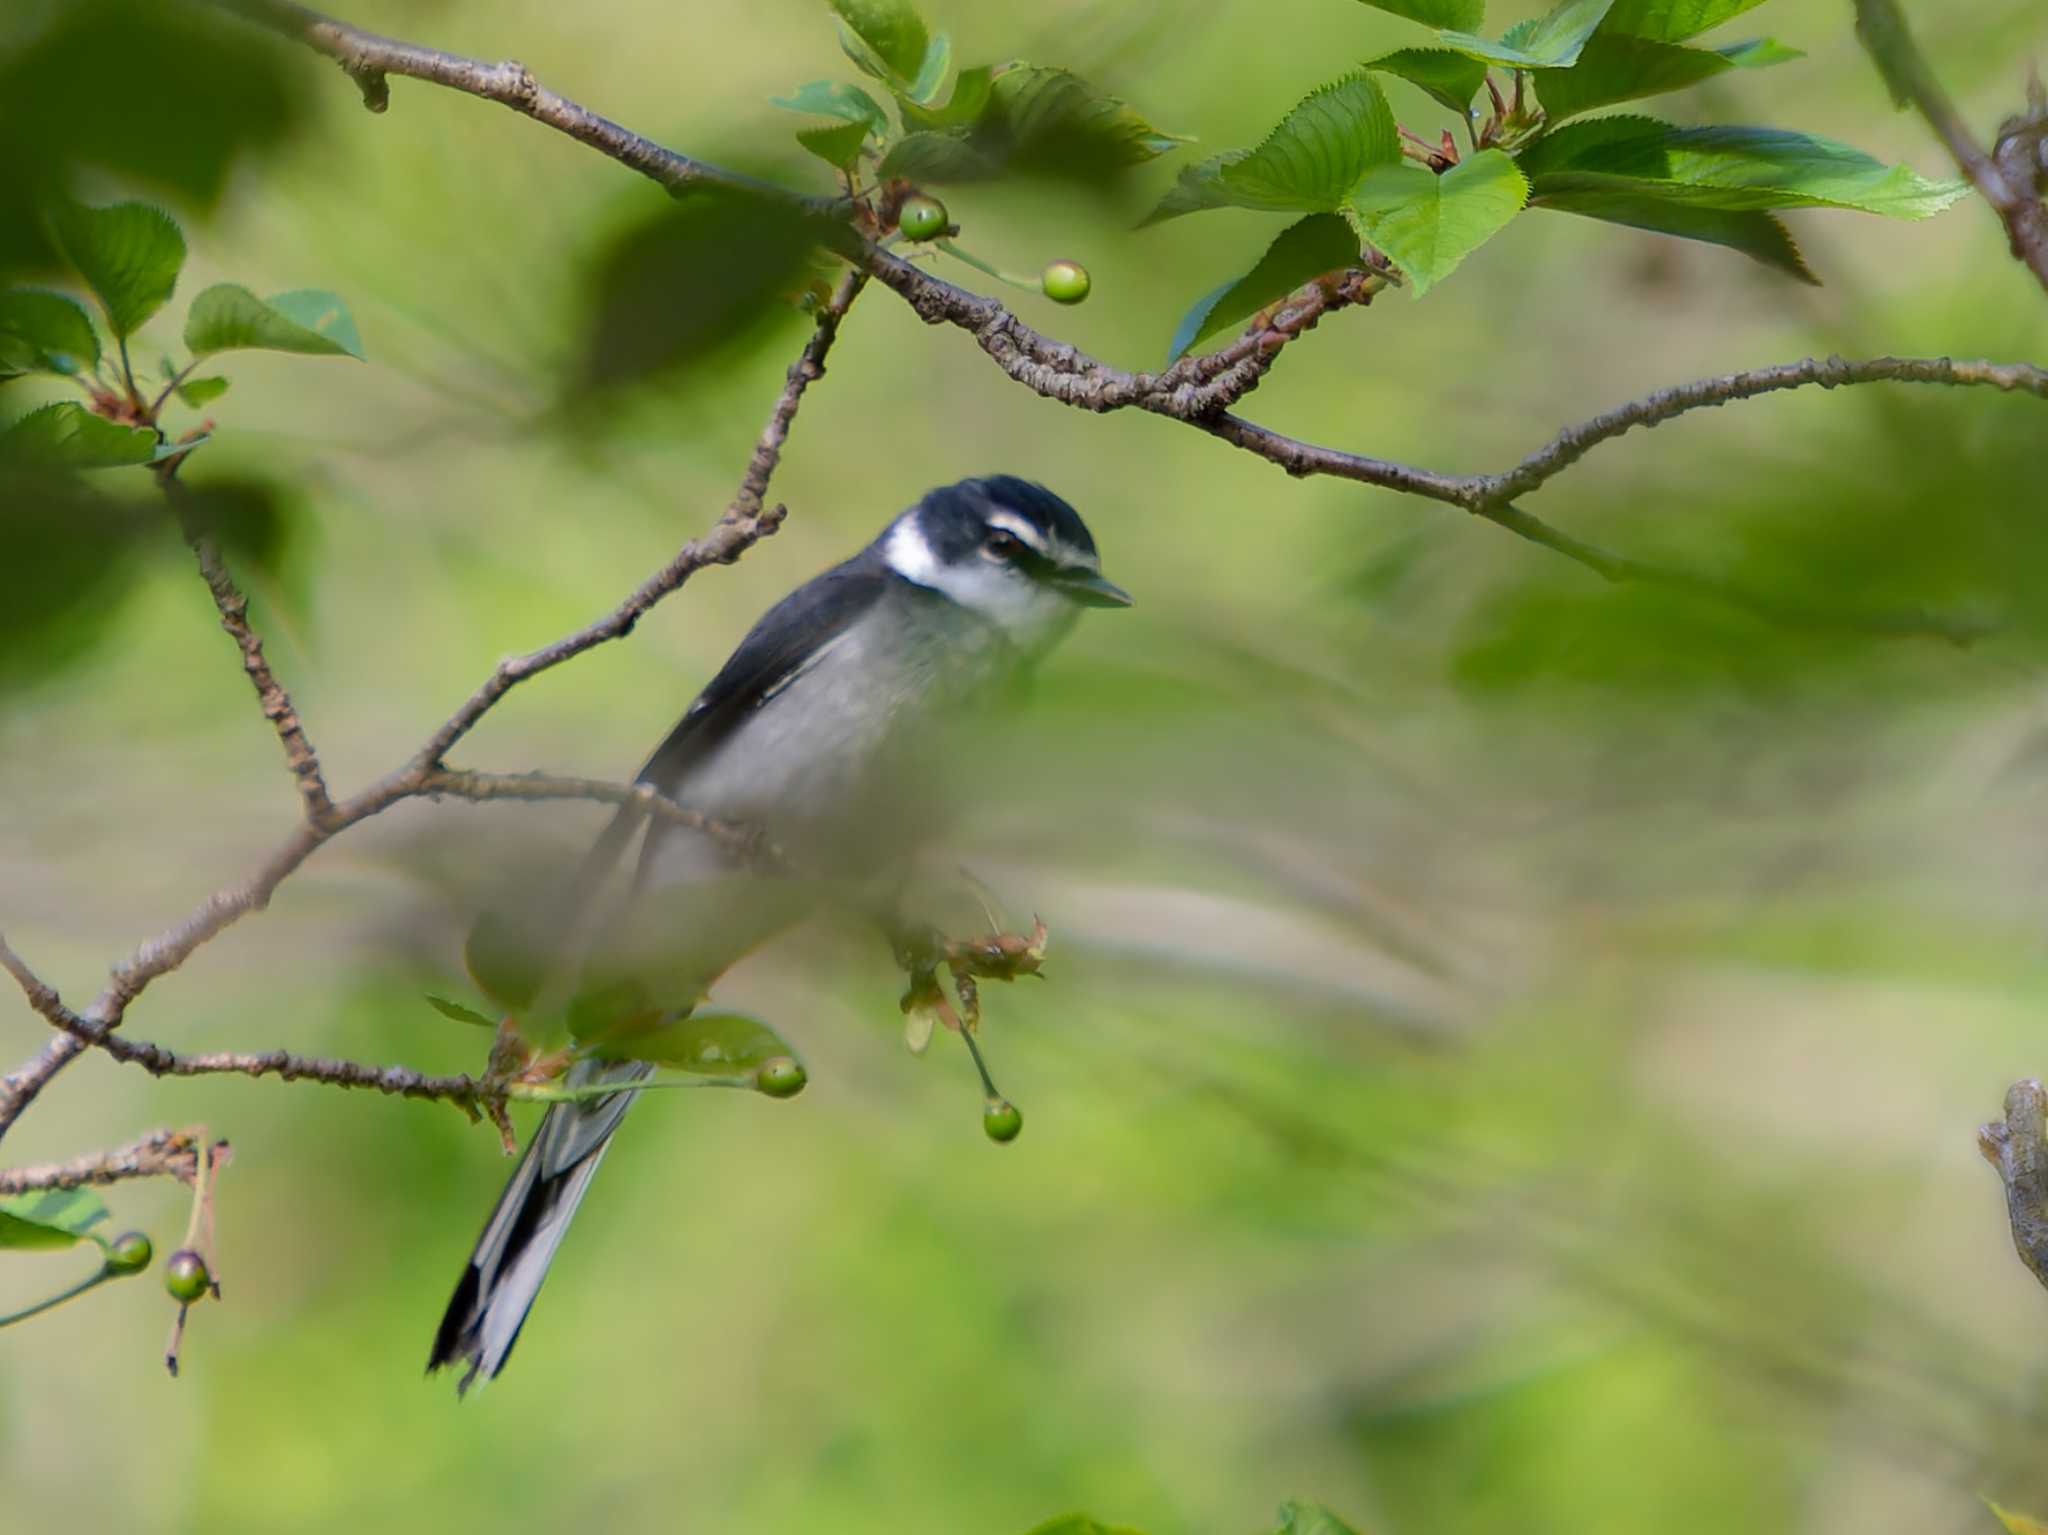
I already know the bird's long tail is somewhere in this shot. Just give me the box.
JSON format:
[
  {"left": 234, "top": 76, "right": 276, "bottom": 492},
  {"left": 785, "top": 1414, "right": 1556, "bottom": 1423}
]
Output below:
[{"left": 427, "top": 1059, "right": 649, "bottom": 1394}]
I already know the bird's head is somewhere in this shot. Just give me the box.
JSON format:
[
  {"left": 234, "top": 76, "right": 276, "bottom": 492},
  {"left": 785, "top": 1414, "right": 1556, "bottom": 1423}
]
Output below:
[{"left": 881, "top": 476, "right": 1131, "bottom": 650}]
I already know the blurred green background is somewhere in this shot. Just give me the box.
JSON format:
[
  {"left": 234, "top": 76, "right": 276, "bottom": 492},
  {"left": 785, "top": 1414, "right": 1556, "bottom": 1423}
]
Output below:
[{"left": 6, "top": 1, "right": 2048, "bottom": 1532}]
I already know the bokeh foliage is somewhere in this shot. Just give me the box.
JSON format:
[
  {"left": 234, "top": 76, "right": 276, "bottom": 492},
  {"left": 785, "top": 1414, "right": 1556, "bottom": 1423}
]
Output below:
[{"left": 4, "top": 1, "right": 2048, "bottom": 1533}]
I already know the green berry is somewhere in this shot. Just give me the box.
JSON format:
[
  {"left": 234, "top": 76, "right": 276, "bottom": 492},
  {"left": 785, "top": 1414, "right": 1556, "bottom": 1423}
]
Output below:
[
  {"left": 105, "top": 1230, "right": 153, "bottom": 1276},
  {"left": 899, "top": 195, "right": 949, "bottom": 242},
  {"left": 755, "top": 1056, "right": 808, "bottom": 1099},
  {"left": 164, "top": 1249, "right": 209, "bottom": 1305},
  {"left": 982, "top": 1098, "right": 1023, "bottom": 1144},
  {"left": 1041, "top": 260, "right": 1090, "bottom": 305}
]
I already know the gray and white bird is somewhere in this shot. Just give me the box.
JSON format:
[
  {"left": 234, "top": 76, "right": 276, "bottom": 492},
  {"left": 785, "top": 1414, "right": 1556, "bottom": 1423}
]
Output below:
[{"left": 428, "top": 475, "right": 1129, "bottom": 1392}]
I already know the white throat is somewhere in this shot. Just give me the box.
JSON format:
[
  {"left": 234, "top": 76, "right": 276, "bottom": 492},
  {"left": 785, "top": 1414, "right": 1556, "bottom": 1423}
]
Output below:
[{"left": 882, "top": 514, "right": 1077, "bottom": 653}]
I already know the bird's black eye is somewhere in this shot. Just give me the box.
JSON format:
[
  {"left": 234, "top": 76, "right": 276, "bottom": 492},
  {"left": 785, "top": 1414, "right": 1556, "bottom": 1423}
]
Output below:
[{"left": 983, "top": 529, "right": 1025, "bottom": 560}]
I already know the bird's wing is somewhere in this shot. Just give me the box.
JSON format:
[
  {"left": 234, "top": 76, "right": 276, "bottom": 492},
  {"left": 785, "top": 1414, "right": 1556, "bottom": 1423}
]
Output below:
[{"left": 635, "top": 552, "right": 895, "bottom": 796}]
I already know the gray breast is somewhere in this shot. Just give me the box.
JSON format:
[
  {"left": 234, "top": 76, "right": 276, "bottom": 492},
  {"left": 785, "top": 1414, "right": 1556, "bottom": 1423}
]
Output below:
[{"left": 655, "top": 589, "right": 1014, "bottom": 879}]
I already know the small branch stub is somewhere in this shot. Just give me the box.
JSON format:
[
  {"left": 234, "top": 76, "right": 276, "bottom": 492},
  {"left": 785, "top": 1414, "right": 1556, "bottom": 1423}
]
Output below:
[{"left": 1980, "top": 1078, "right": 2048, "bottom": 1292}]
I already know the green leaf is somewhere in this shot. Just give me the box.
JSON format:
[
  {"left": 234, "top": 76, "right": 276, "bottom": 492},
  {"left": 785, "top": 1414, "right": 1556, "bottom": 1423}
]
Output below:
[
  {"left": 899, "top": 64, "right": 994, "bottom": 131},
  {"left": 465, "top": 908, "right": 551, "bottom": 1011},
  {"left": 1529, "top": 184, "right": 1816, "bottom": 280},
  {"left": 589, "top": 1008, "right": 801, "bottom": 1074},
  {"left": 1349, "top": 147, "right": 1528, "bottom": 294},
  {"left": 797, "top": 119, "right": 873, "bottom": 170},
  {"left": 1518, "top": 117, "right": 1971, "bottom": 217},
  {"left": 1715, "top": 36, "right": 1802, "bottom": 67},
  {"left": 830, "top": 0, "right": 929, "bottom": 83},
  {"left": 48, "top": 201, "right": 186, "bottom": 340},
  {"left": 1440, "top": 0, "right": 1617, "bottom": 68},
  {"left": 1018, "top": 1515, "right": 1149, "bottom": 1535},
  {"left": 0, "top": 403, "right": 158, "bottom": 470},
  {"left": 1224, "top": 74, "right": 1401, "bottom": 211},
  {"left": 424, "top": 994, "right": 497, "bottom": 1027},
  {"left": 1272, "top": 1501, "right": 1365, "bottom": 1535},
  {"left": 0, "top": 290, "right": 100, "bottom": 378},
  {"left": 183, "top": 285, "right": 365, "bottom": 360},
  {"left": 904, "top": 31, "right": 952, "bottom": 107},
  {"left": 173, "top": 375, "right": 230, "bottom": 408},
  {"left": 1989, "top": 1502, "right": 2048, "bottom": 1535},
  {"left": 769, "top": 80, "right": 890, "bottom": 137},
  {"left": 1348, "top": 0, "right": 1485, "bottom": 27},
  {"left": 1600, "top": 0, "right": 1768, "bottom": 41},
  {"left": 0, "top": 1188, "right": 110, "bottom": 1250},
  {"left": 1531, "top": 34, "right": 1734, "bottom": 120},
  {"left": 1144, "top": 74, "right": 1397, "bottom": 223},
  {"left": 1365, "top": 47, "right": 1491, "bottom": 118},
  {"left": 881, "top": 64, "right": 1184, "bottom": 185},
  {"left": 1167, "top": 213, "right": 1360, "bottom": 362}
]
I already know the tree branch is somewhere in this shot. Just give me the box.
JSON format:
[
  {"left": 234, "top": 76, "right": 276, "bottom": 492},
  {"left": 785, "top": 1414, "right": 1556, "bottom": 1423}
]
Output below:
[
  {"left": 1853, "top": 0, "right": 2048, "bottom": 293},
  {"left": 159, "top": 466, "right": 336, "bottom": 825},
  {"left": 0, "top": 1128, "right": 222, "bottom": 1196},
  {"left": 209, "top": 0, "right": 810, "bottom": 203},
  {"left": 1981, "top": 1079, "right": 2048, "bottom": 1293},
  {"left": 0, "top": 273, "right": 866, "bottom": 1141}
]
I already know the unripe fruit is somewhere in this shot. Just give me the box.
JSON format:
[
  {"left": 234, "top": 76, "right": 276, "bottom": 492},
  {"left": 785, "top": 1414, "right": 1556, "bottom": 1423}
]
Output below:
[
  {"left": 755, "top": 1056, "right": 808, "bottom": 1099},
  {"left": 982, "top": 1098, "right": 1023, "bottom": 1143},
  {"left": 164, "top": 1249, "right": 210, "bottom": 1305},
  {"left": 898, "top": 195, "right": 949, "bottom": 241},
  {"left": 1041, "top": 260, "right": 1090, "bottom": 305},
  {"left": 105, "top": 1231, "right": 153, "bottom": 1276}
]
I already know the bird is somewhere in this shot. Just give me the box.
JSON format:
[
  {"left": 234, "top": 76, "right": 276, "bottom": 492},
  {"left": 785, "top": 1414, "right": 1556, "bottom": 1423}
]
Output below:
[{"left": 427, "top": 474, "right": 1130, "bottom": 1393}]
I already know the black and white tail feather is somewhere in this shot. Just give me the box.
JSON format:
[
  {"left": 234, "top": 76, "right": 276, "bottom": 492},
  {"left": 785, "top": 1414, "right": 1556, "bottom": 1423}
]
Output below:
[{"left": 426, "top": 1057, "right": 649, "bottom": 1394}]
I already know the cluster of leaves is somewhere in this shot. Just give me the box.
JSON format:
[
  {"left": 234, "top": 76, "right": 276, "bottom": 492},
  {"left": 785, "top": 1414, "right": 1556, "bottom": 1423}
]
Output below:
[
  {"left": 1150, "top": 0, "right": 1964, "bottom": 359},
  {"left": 1, "top": 199, "right": 363, "bottom": 470},
  {"left": 1020, "top": 1500, "right": 1362, "bottom": 1535},
  {"left": 771, "top": 0, "right": 1184, "bottom": 187}
]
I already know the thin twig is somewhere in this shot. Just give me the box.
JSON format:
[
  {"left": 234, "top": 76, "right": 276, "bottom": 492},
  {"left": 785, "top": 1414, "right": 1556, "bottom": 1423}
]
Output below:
[
  {"left": 209, "top": 0, "right": 810, "bottom": 203},
  {"left": 159, "top": 465, "right": 336, "bottom": 825},
  {"left": 0, "top": 1129, "right": 219, "bottom": 1195},
  {"left": 1853, "top": 0, "right": 2048, "bottom": 293}
]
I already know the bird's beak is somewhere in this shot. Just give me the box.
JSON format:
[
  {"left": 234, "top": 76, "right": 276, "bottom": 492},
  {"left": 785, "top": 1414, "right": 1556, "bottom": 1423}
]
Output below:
[{"left": 1053, "top": 569, "right": 1133, "bottom": 608}]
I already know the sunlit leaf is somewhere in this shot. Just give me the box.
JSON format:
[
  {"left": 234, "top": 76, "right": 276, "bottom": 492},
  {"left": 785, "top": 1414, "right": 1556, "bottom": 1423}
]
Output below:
[
  {"left": 830, "top": 0, "right": 929, "bottom": 83},
  {"left": 0, "top": 1188, "right": 110, "bottom": 1250},
  {"left": 1532, "top": 34, "right": 1734, "bottom": 120},
  {"left": 1167, "top": 213, "right": 1360, "bottom": 362},
  {"left": 1365, "top": 47, "right": 1491, "bottom": 118},
  {"left": 1440, "top": 0, "right": 1617, "bottom": 68},
  {"left": 1518, "top": 117, "right": 1970, "bottom": 217},
  {"left": 1272, "top": 1501, "right": 1365, "bottom": 1535},
  {"left": 1529, "top": 185, "right": 1815, "bottom": 280},
  {"left": 1349, "top": 148, "right": 1528, "bottom": 294},
  {"left": 881, "top": 64, "right": 1183, "bottom": 184},
  {"left": 797, "top": 119, "right": 872, "bottom": 170},
  {"left": 1989, "top": 1502, "right": 2048, "bottom": 1535},
  {"left": 184, "top": 285, "right": 364, "bottom": 360},
  {"left": 1601, "top": 0, "right": 1769, "bottom": 41},
  {"left": 905, "top": 30, "right": 952, "bottom": 106},
  {"left": 1143, "top": 74, "right": 1397, "bottom": 223},
  {"left": 424, "top": 994, "right": 498, "bottom": 1028},
  {"left": 770, "top": 80, "right": 890, "bottom": 137},
  {"left": 899, "top": 63, "right": 994, "bottom": 131},
  {"left": 49, "top": 201, "right": 186, "bottom": 339},
  {"left": 173, "top": 375, "right": 231, "bottom": 408},
  {"left": 0, "top": 403, "right": 157, "bottom": 470},
  {"left": 1716, "top": 36, "right": 1802, "bottom": 67},
  {"left": 1348, "top": 0, "right": 1485, "bottom": 27},
  {"left": 0, "top": 289, "right": 100, "bottom": 377},
  {"left": 1017, "top": 1513, "right": 1148, "bottom": 1535},
  {"left": 588, "top": 1008, "right": 801, "bottom": 1075}
]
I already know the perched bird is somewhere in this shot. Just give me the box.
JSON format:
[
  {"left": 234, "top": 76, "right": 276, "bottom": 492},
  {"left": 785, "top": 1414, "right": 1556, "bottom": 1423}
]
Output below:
[{"left": 428, "top": 475, "right": 1129, "bottom": 1393}]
